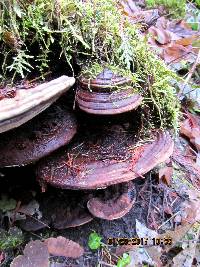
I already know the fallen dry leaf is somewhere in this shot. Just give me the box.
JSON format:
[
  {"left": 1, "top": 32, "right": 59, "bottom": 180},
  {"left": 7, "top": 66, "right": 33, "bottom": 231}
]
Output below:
[
  {"left": 117, "top": 220, "right": 194, "bottom": 266},
  {"left": 149, "top": 26, "right": 171, "bottom": 46},
  {"left": 44, "top": 236, "right": 84, "bottom": 259},
  {"left": 182, "top": 189, "right": 200, "bottom": 223},
  {"left": 175, "top": 35, "right": 198, "bottom": 46},
  {"left": 168, "top": 20, "right": 197, "bottom": 38},
  {"left": 159, "top": 166, "right": 173, "bottom": 186},
  {"left": 127, "top": 247, "right": 156, "bottom": 266},
  {"left": 10, "top": 240, "right": 49, "bottom": 267},
  {"left": 180, "top": 112, "right": 200, "bottom": 151},
  {"left": 172, "top": 148, "right": 200, "bottom": 190},
  {"left": 119, "top": 0, "right": 140, "bottom": 16},
  {"left": 162, "top": 44, "right": 193, "bottom": 63},
  {"left": 171, "top": 224, "right": 200, "bottom": 267},
  {"left": 147, "top": 16, "right": 199, "bottom": 65},
  {"left": 136, "top": 220, "right": 163, "bottom": 266},
  {"left": 119, "top": 0, "right": 159, "bottom": 25}
]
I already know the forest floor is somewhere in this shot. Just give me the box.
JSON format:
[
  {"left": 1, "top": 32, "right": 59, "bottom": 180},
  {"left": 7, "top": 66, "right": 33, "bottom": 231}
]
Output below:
[{"left": 0, "top": 1, "right": 200, "bottom": 267}]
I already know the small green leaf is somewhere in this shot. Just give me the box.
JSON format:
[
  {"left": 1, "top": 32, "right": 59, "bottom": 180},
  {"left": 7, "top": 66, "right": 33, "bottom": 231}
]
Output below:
[
  {"left": 88, "top": 232, "right": 102, "bottom": 250},
  {"left": 117, "top": 253, "right": 131, "bottom": 267}
]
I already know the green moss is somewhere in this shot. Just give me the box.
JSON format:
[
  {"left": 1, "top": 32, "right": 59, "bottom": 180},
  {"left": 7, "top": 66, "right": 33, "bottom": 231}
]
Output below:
[
  {"left": 145, "top": 0, "right": 186, "bottom": 18},
  {"left": 0, "top": 227, "right": 23, "bottom": 250},
  {"left": 194, "top": 0, "right": 200, "bottom": 7},
  {"left": 80, "top": 40, "right": 180, "bottom": 130}
]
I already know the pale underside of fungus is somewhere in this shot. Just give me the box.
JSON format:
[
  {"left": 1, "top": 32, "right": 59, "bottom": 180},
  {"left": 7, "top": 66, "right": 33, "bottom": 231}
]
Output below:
[{"left": 0, "top": 76, "right": 75, "bottom": 133}]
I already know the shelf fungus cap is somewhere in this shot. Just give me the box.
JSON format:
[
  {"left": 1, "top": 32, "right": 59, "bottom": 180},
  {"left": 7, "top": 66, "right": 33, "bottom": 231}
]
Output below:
[
  {"left": 87, "top": 182, "right": 136, "bottom": 220},
  {"left": 0, "top": 76, "right": 75, "bottom": 133},
  {"left": 76, "top": 68, "right": 143, "bottom": 115},
  {"left": 52, "top": 204, "right": 93, "bottom": 229},
  {"left": 0, "top": 104, "right": 77, "bottom": 167},
  {"left": 79, "top": 68, "right": 132, "bottom": 92},
  {"left": 36, "top": 128, "right": 174, "bottom": 190}
]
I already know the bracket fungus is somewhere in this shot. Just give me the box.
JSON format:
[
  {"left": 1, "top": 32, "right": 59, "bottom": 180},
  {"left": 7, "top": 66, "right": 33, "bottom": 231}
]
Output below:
[
  {"left": 76, "top": 68, "right": 143, "bottom": 115},
  {"left": 0, "top": 76, "right": 75, "bottom": 133},
  {"left": 0, "top": 69, "right": 175, "bottom": 227},
  {"left": 36, "top": 125, "right": 174, "bottom": 190},
  {"left": 0, "top": 103, "right": 77, "bottom": 167},
  {"left": 87, "top": 182, "right": 136, "bottom": 220}
]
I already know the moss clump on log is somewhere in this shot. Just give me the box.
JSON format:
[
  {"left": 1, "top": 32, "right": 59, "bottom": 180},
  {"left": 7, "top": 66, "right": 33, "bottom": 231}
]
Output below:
[{"left": 0, "top": 0, "right": 180, "bottom": 129}]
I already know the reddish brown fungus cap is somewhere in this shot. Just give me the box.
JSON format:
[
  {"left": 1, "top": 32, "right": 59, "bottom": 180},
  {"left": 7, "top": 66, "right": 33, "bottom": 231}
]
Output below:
[
  {"left": 76, "top": 68, "right": 143, "bottom": 115},
  {"left": 87, "top": 182, "right": 136, "bottom": 220},
  {"left": 76, "top": 89, "right": 143, "bottom": 115},
  {"left": 0, "top": 104, "right": 77, "bottom": 167},
  {"left": 36, "top": 125, "right": 174, "bottom": 190},
  {"left": 79, "top": 68, "right": 131, "bottom": 92}
]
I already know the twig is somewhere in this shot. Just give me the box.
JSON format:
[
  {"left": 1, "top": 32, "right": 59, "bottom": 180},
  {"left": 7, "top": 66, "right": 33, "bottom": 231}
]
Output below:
[
  {"left": 178, "top": 50, "right": 200, "bottom": 97},
  {"left": 29, "top": 71, "right": 52, "bottom": 83},
  {"left": 98, "top": 261, "right": 115, "bottom": 267},
  {"left": 157, "top": 210, "right": 181, "bottom": 230}
]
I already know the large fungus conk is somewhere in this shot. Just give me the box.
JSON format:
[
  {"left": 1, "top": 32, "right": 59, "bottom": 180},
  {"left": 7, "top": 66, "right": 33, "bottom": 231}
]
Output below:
[
  {"left": 76, "top": 68, "right": 143, "bottom": 115},
  {"left": 0, "top": 103, "right": 77, "bottom": 167},
  {"left": 87, "top": 182, "right": 136, "bottom": 220},
  {"left": 36, "top": 125, "right": 174, "bottom": 190},
  {"left": 0, "top": 76, "right": 75, "bottom": 133},
  {"left": 0, "top": 70, "right": 175, "bottom": 227}
]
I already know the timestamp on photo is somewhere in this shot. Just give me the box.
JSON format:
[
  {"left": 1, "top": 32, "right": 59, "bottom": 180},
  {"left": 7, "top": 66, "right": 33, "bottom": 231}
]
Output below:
[{"left": 107, "top": 236, "right": 172, "bottom": 246}]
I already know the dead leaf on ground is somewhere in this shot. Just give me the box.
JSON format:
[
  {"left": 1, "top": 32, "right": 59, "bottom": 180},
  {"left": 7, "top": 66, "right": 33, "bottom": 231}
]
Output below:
[
  {"left": 119, "top": 0, "right": 160, "bottom": 25},
  {"left": 180, "top": 112, "right": 200, "bottom": 152},
  {"left": 117, "top": 220, "right": 194, "bottom": 266},
  {"left": 175, "top": 35, "right": 198, "bottom": 46},
  {"left": 162, "top": 44, "right": 193, "bottom": 63},
  {"left": 127, "top": 247, "right": 156, "bottom": 266},
  {"left": 159, "top": 166, "right": 173, "bottom": 186},
  {"left": 44, "top": 236, "right": 84, "bottom": 259},
  {"left": 172, "top": 148, "right": 200, "bottom": 189},
  {"left": 148, "top": 26, "right": 171, "bottom": 45},
  {"left": 182, "top": 189, "right": 200, "bottom": 223},
  {"left": 10, "top": 240, "right": 49, "bottom": 267},
  {"left": 171, "top": 223, "right": 200, "bottom": 267},
  {"left": 119, "top": 0, "right": 140, "bottom": 16},
  {"left": 168, "top": 20, "right": 197, "bottom": 38},
  {"left": 136, "top": 220, "right": 163, "bottom": 266},
  {"left": 159, "top": 224, "right": 193, "bottom": 253},
  {"left": 147, "top": 16, "right": 199, "bottom": 64}
]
